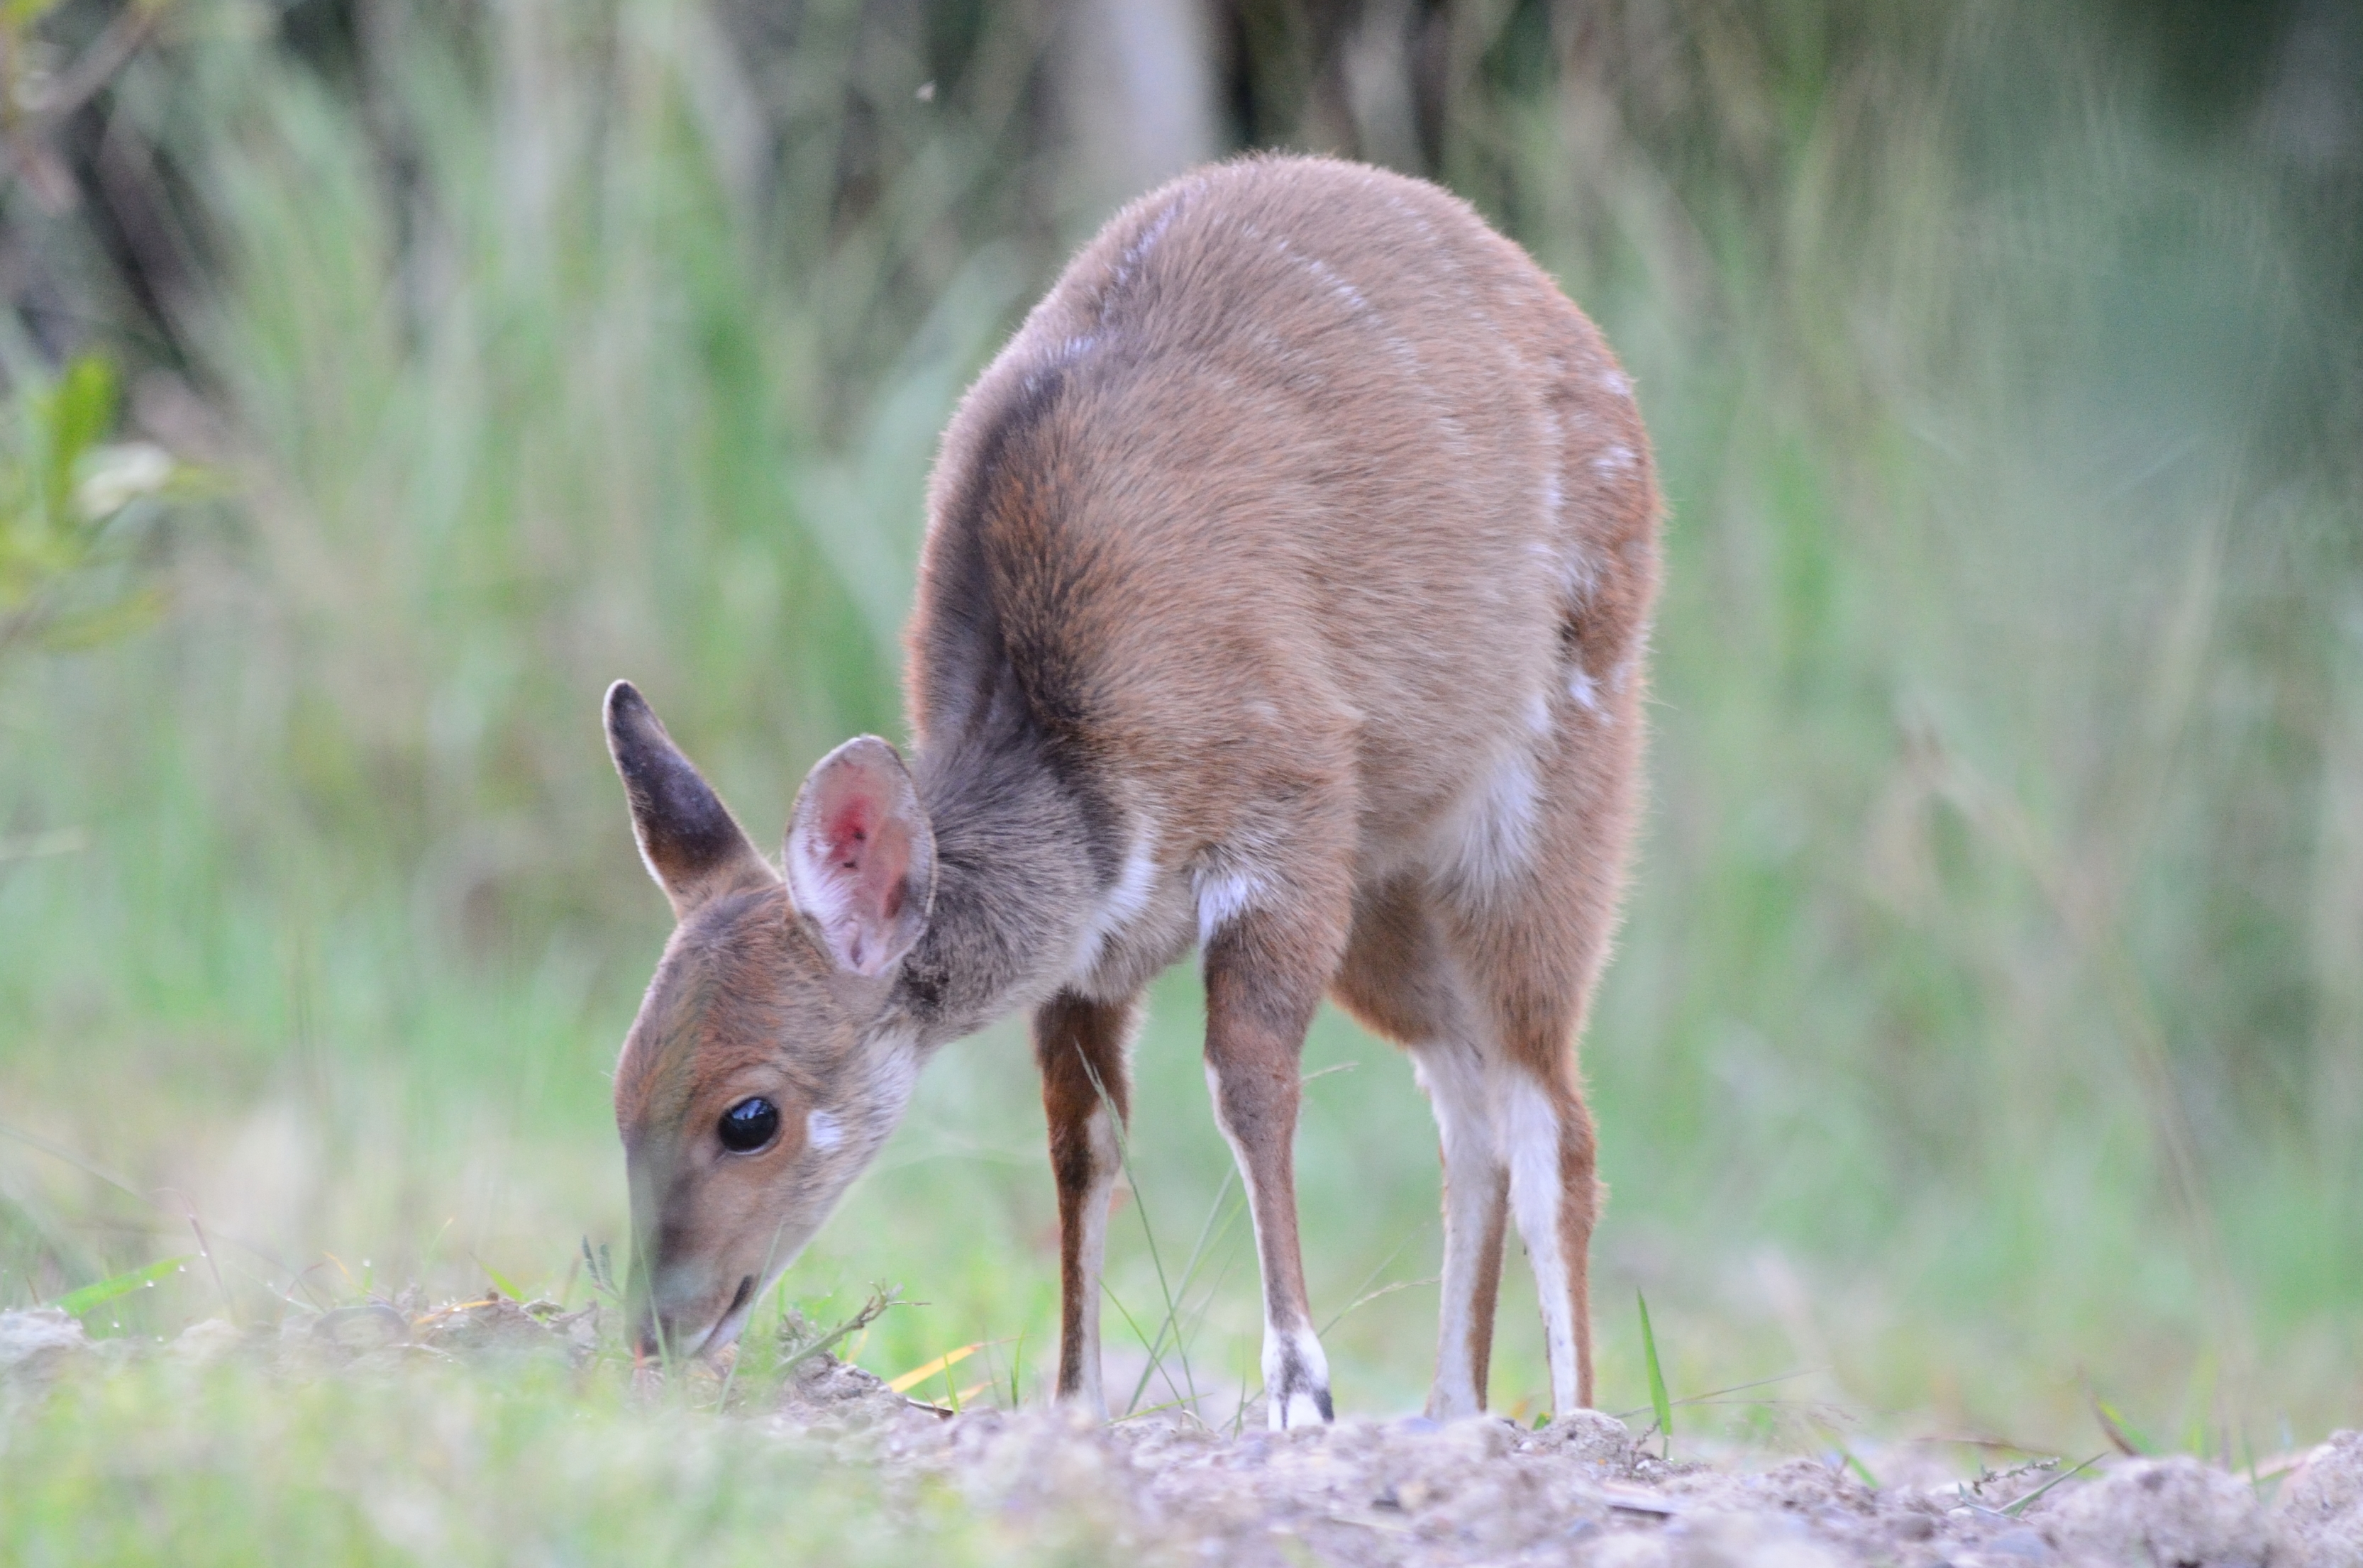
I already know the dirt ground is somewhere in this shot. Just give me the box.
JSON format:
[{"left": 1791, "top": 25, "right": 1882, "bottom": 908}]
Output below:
[{"left": 7, "top": 1302, "right": 2359, "bottom": 1567}]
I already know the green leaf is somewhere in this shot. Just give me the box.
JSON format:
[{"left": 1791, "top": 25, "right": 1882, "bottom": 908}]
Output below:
[
  {"left": 1638, "top": 1289, "right": 1673, "bottom": 1459},
  {"left": 40, "top": 357, "right": 117, "bottom": 526},
  {"left": 55, "top": 1254, "right": 194, "bottom": 1318},
  {"left": 2093, "top": 1397, "right": 2154, "bottom": 1457}
]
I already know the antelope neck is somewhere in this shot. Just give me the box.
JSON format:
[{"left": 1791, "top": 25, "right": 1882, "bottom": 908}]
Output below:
[{"left": 887, "top": 708, "right": 1119, "bottom": 1050}]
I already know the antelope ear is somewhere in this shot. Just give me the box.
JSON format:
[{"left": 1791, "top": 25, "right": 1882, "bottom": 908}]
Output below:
[
  {"left": 604, "top": 681, "right": 776, "bottom": 920},
  {"left": 786, "top": 736, "right": 936, "bottom": 977}
]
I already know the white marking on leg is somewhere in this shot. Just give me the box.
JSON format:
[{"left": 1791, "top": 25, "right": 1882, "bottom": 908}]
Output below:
[
  {"left": 1071, "top": 1102, "right": 1121, "bottom": 1418},
  {"left": 1263, "top": 1320, "right": 1331, "bottom": 1430},
  {"left": 1415, "top": 1041, "right": 1503, "bottom": 1419},
  {"left": 1204, "top": 1062, "right": 1332, "bottom": 1429},
  {"left": 1502, "top": 1074, "right": 1582, "bottom": 1418}
]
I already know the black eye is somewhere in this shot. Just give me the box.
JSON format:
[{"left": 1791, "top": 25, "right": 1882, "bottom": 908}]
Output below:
[{"left": 717, "top": 1096, "right": 781, "bottom": 1153}]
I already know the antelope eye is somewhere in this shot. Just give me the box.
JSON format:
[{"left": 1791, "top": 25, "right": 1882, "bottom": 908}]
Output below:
[{"left": 717, "top": 1096, "right": 781, "bottom": 1153}]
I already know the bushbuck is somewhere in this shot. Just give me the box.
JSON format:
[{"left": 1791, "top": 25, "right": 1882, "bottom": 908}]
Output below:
[{"left": 604, "top": 155, "right": 1659, "bottom": 1428}]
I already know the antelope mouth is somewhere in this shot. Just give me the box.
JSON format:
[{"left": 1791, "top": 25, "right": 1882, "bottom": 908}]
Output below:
[{"left": 692, "top": 1274, "right": 758, "bottom": 1359}]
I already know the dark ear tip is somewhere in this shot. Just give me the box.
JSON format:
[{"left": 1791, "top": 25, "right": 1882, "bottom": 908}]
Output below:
[{"left": 605, "top": 679, "right": 645, "bottom": 723}]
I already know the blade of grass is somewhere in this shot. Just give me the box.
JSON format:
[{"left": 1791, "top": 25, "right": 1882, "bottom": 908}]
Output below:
[
  {"left": 776, "top": 1285, "right": 902, "bottom": 1381},
  {"left": 1100, "top": 1280, "right": 1189, "bottom": 1413},
  {"left": 1125, "top": 1167, "right": 1237, "bottom": 1416},
  {"left": 2005, "top": 1454, "right": 2105, "bottom": 1517},
  {"left": 472, "top": 1253, "right": 524, "bottom": 1302},
  {"left": 1077, "top": 1050, "right": 1197, "bottom": 1416},
  {"left": 2092, "top": 1394, "right": 2153, "bottom": 1457},
  {"left": 55, "top": 1254, "right": 193, "bottom": 1318},
  {"left": 1638, "top": 1289, "right": 1673, "bottom": 1459},
  {"left": 887, "top": 1341, "right": 983, "bottom": 1395}
]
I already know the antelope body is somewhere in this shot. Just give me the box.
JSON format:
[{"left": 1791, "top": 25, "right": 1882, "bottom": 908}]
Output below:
[{"left": 604, "top": 155, "right": 1659, "bottom": 1427}]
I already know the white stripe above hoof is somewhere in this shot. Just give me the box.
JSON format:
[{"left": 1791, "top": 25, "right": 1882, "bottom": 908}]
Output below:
[{"left": 1263, "top": 1323, "right": 1334, "bottom": 1430}]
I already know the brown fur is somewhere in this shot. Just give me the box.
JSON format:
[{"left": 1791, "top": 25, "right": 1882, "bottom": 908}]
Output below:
[{"left": 604, "top": 155, "right": 1659, "bottom": 1425}]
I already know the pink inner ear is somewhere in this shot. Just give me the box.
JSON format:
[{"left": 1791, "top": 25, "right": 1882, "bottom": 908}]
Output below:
[
  {"left": 812, "top": 770, "right": 908, "bottom": 924},
  {"left": 823, "top": 799, "right": 873, "bottom": 869}
]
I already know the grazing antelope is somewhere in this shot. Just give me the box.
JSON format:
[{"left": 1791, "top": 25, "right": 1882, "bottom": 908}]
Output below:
[{"left": 604, "top": 155, "right": 1659, "bottom": 1428}]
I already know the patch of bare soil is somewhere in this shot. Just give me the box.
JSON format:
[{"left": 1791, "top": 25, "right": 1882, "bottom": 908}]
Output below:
[
  {"left": 768, "top": 1345, "right": 2363, "bottom": 1568},
  {"left": 7, "top": 1305, "right": 2358, "bottom": 1567}
]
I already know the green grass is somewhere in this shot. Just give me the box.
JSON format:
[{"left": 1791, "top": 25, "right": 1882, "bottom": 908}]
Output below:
[
  {"left": 3, "top": 1356, "right": 1120, "bottom": 1567},
  {"left": 2, "top": 0, "right": 2359, "bottom": 1550}
]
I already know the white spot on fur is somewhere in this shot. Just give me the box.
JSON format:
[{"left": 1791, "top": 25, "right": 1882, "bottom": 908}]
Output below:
[
  {"left": 1592, "top": 444, "right": 1634, "bottom": 477},
  {"left": 1557, "top": 545, "right": 1601, "bottom": 606},
  {"left": 1112, "top": 194, "right": 1186, "bottom": 293},
  {"left": 1244, "top": 699, "right": 1281, "bottom": 726},
  {"left": 1300, "top": 254, "right": 1371, "bottom": 318},
  {"left": 1524, "top": 688, "right": 1553, "bottom": 738},
  {"left": 1567, "top": 667, "right": 1600, "bottom": 713},
  {"left": 1070, "top": 831, "right": 1161, "bottom": 982},
  {"left": 1441, "top": 751, "right": 1539, "bottom": 899},
  {"left": 1503, "top": 1075, "right": 1583, "bottom": 1418},
  {"left": 1192, "top": 864, "right": 1268, "bottom": 949},
  {"left": 806, "top": 1109, "right": 843, "bottom": 1150},
  {"left": 1539, "top": 408, "right": 1566, "bottom": 525},
  {"left": 1599, "top": 368, "right": 1632, "bottom": 398}
]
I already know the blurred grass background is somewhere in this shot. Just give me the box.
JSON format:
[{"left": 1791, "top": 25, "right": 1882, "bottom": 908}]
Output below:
[{"left": 1, "top": 0, "right": 2359, "bottom": 1461}]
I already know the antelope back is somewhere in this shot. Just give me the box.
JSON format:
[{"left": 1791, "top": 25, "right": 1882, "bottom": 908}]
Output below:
[{"left": 908, "top": 155, "right": 1659, "bottom": 885}]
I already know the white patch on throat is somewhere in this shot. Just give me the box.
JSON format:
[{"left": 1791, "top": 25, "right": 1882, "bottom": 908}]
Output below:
[{"left": 1070, "top": 830, "right": 1161, "bottom": 982}]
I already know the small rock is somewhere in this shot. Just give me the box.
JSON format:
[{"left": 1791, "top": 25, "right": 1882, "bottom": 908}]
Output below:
[
  {"left": 2040, "top": 1456, "right": 2267, "bottom": 1567},
  {"left": 168, "top": 1317, "right": 248, "bottom": 1364},
  {"left": 1981, "top": 1523, "right": 2054, "bottom": 1560},
  {"left": 2272, "top": 1430, "right": 2363, "bottom": 1568},
  {"left": 1533, "top": 1407, "right": 1641, "bottom": 1467},
  {"left": 315, "top": 1302, "right": 409, "bottom": 1352},
  {"left": 0, "top": 1307, "right": 91, "bottom": 1386}
]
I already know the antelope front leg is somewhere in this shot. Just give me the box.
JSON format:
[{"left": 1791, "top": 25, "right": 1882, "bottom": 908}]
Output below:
[
  {"left": 1202, "top": 919, "right": 1333, "bottom": 1429},
  {"left": 1034, "top": 990, "right": 1139, "bottom": 1418}
]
